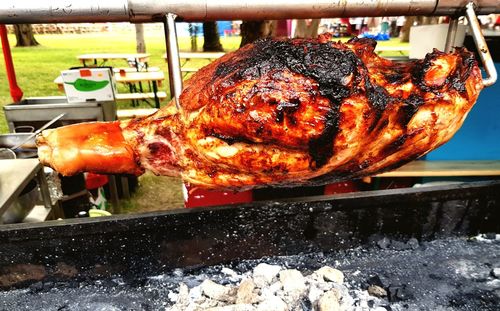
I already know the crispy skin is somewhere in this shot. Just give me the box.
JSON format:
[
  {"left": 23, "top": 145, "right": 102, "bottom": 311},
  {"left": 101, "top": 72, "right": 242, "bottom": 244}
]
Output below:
[{"left": 37, "top": 36, "right": 483, "bottom": 190}]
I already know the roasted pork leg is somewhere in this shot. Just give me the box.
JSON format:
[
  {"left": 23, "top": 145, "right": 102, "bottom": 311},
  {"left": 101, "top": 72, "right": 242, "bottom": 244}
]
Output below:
[{"left": 37, "top": 36, "right": 483, "bottom": 190}]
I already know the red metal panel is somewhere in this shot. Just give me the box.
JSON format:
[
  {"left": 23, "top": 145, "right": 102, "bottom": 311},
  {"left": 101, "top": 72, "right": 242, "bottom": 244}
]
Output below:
[{"left": 0, "top": 25, "right": 23, "bottom": 102}]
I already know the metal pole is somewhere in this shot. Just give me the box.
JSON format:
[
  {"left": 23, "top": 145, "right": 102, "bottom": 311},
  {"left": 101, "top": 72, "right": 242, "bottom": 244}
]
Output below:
[
  {"left": 0, "top": 25, "right": 23, "bottom": 102},
  {"left": 0, "top": 0, "right": 129, "bottom": 23},
  {"left": 444, "top": 17, "right": 459, "bottom": 53},
  {"left": 465, "top": 2, "right": 497, "bottom": 87},
  {"left": 1, "top": 0, "right": 500, "bottom": 23},
  {"left": 163, "top": 13, "right": 183, "bottom": 110}
]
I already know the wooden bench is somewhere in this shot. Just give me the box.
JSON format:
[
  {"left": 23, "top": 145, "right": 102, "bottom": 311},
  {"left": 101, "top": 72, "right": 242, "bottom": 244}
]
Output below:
[
  {"left": 112, "top": 66, "right": 160, "bottom": 74},
  {"left": 375, "top": 46, "right": 410, "bottom": 55},
  {"left": 376, "top": 160, "right": 500, "bottom": 177},
  {"left": 77, "top": 53, "right": 151, "bottom": 69},
  {"left": 115, "top": 91, "right": 167, "bottom": 102},
  {"left": 117, "top": 108, "right": 159, "bottom": 120},
  {"left": 164, "top": 52, "right": 226, "bottom": 76}
]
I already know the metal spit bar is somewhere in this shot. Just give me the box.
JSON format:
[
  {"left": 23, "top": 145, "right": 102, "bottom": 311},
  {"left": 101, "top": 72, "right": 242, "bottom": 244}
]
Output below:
[
  {"left": 163, "top": 13, "right": 183, "bottom": 109},
  {"left": 1, "top": 0, "right": 499, "bottom": 23}
]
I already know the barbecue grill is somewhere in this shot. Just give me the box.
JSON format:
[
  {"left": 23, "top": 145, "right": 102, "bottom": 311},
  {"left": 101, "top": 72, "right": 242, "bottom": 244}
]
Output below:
[{"left": 1, "top": 1, "right": 500, "bottom": 310}]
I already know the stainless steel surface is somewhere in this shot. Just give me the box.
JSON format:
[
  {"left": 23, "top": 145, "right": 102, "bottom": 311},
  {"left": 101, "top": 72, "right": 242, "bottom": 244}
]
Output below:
[
  {"left": 1, "top": 180, "right": 39, "bottom": 224},
  {"left": 0, "top": 133, "right": 36, "bottom": 150},
  {"left": 10, "top": 113, "right": 65, "bottom": 151},
  {"left": 2, "top": 0, "right": 500, "bottom": 23},
  {"left": 0, "top": 159, "right": 43, "bottom": 214},
  {"left": 164, "top": 13, "right": 183, "bottom": 110},
  {"left": 465, "top": 2, "right": 497, "bottom": 87},
  {"left": 0, "top": 0, "right": 129, "bottom": 23},
  {"left": 444, "top": 17, "right": 459, "bottom": 53},
  {"left": 0, "top": 133, "right": 38, "bottom": 159},
  {"left": 186, "top": 0, "right": 436, "bottom": 21},
  {"left": 0, "top": 149, "right": 16, "bottom": 160},
  {"left": 435, "top": 0, "right": 500, "bottom": 15},
  {"left": 3, "top": 96, "right": 116, "bottom": 132}
]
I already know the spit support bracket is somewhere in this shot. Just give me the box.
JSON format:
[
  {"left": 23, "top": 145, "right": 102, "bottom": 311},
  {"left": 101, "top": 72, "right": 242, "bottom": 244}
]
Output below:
[
  {"left": 450, "top": 2, "right": 498, "bottom": 87},
  {"left": 163, "top": 13, "right": 183, "bottom": 111}
]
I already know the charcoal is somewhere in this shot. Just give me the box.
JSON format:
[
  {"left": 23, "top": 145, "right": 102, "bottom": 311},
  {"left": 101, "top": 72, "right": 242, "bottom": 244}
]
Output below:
[
  {"left": 377, "top": 237, "right": 391, "bottom": 249},
  {"left": 406, "top": 238, "right": 419, "bottom": 250},
  {"left": 368, "top": 275, "right": 391, "bottom": 289},
  {"left": 299, "top": 297, "right": 313, "bottom": 311},
  {"left": 387, "top": 285, "right": 413, "bottom": 302},
  {"left": 29, "top": 281, "right": 43, "bottom": 293},
  {"left": 1, "top": 236, "right": 500, "bottom": 311},
  {"left": 484, "top": 233, "right": 497, "bottom": 240},
  {"left": 389, "top": 240, "right": 410, "bottom": 251},
  {"left": 42, "top": 281, "right": 54, "bottom": 291}
]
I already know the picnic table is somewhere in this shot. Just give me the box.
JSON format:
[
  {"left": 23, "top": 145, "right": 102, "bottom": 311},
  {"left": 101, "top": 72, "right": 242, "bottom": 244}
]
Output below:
[
  {"left": 374, "top": 46, "right": 410, "bottom": 55},
  {"left": 77, "top": 53, "right": 151, "bottom": 71},
  {"left": 114, "top": 71, "right": 166, "bottom": 108},
  {"left": 54, "top": 70, "right": 167, "bottom": 108},
  {"left": 163, "top": 51, "right": 226, "bottom": 76}
]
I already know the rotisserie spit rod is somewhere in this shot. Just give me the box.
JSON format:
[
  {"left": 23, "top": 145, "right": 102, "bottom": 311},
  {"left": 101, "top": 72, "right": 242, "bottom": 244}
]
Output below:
[{"left": 0, "top": 0, "right": 499, "bottom": 24}]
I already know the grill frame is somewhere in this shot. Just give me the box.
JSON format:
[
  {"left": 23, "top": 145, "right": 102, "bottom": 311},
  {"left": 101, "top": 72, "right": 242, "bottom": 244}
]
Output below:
[{"left": 0, "top": 180, "right": 499, "bottom": 289}]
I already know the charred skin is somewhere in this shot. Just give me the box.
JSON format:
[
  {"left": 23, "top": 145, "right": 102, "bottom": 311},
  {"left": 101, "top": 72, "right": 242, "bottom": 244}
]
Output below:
[{"left": 37, "top": 36, "right": 483, "bottom": 190}]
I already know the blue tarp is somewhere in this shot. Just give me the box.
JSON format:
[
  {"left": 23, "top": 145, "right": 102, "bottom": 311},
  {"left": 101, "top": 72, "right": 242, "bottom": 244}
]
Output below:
[
  {"left": 176, "top": 21, "right": 233, "bottom": 37},
  {"left": 358, "top": 32, "right": 390, "bottom": 41},
  {"left": 426, "top": 63, "right": 500, "bottom": 160}
]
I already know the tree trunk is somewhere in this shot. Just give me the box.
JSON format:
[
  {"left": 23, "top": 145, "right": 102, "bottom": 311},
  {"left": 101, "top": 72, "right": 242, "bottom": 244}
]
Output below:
[
  {"left": 240, "top": 21, "right": 274, "bottom": 47},
  {"left": 13, "top": 24, "right": 39, "bottom": 47},
  {"left": 135, "top": 24, "right": 146, "bottom": 53},
  {"left": 400, "top": 17, "right": 416, "bottom": 43},
  {"left": 203, "top": 22, "right": 224, "bottom": 52},
  {"left": 294, "top": 19, "right": 320, "bottom": 38},
  {"left": 188, "top": 23, "right": 199, "bottom": 52}
]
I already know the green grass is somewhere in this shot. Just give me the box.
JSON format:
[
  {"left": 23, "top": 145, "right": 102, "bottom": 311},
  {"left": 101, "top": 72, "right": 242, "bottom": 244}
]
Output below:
[{"left": 0, "top": 30, "right": 242, "bottom": 133}]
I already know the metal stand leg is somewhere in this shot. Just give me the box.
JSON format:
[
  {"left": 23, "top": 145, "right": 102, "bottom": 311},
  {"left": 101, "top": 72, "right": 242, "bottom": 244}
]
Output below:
[
  {"left": 128, "top": 83, "right": 136, "bottom": 107},
  {"left": 163, "top": 13, "right": 183, "bottom": 110},
  {"left": 465, "top": 2, "right": 497, "bottom": 87},
  {"left": 108, "top": 175, "right": 121, "bottom": 214},
  {"left": 164, "top": 13, "right": 188, "bottom": 203},
  {"left": 152, "top": 81, "right": 160, "bottom": 108},
  {"left": 121, "top": 176, "right": 130, "bottom": 199},
  {"left": 444, "top": 17, "right": 459, "bottom": 53}
]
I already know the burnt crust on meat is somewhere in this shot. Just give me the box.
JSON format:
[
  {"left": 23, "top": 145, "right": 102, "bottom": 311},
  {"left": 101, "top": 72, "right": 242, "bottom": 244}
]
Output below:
[
  {"left": 177, "top": 35, "right": 482, "bottom": 188},
  {"left": 37, "top": 35, "right": 483, "bottom": 190}
]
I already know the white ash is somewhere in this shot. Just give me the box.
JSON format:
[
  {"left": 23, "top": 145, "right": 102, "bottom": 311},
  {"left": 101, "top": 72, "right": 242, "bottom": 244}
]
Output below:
[
  {"left": 491, "top": 267, "right": 500, "bottom": 279},
  {"left": 252, "top": 263, "right": 282, "bottom": 288},
  {"left": 470, "top": 233, "right": 500, "bottom": 242},
  {"left": 169, "top": 264, "right": 363, "bottom": 310}
]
